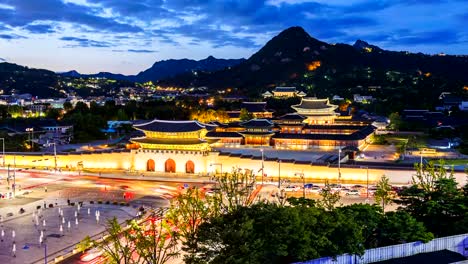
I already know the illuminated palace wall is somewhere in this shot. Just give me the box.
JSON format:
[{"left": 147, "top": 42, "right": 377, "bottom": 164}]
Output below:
[{"left": 4, "top": 152, "right": 466, "bottom": 185}]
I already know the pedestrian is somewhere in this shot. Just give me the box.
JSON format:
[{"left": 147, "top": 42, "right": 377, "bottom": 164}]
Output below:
[
  {"left": 12, "top": 242, "right": 16, "bottom": 257},
  {"left": 44, "top": 186, "right": 47, "bottom": 192}
]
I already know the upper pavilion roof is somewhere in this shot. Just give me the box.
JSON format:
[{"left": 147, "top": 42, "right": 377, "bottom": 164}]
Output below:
[
  {"left": 133, "top": 119, "right": 216, "bottom": 133},
  {"left": 240, "top": 102, "right": 269, "bottom": 112},
  {"left": 279, "top": 113, "right": 306, "bottom": 120},
  {"left": 292, "top": 98, "right": 338, "bottom": 110},
  {"left": 273, "top": 87, "right": 297, "bottom": 93},
  {"left": 240, "top": 119, "right": 274, "bottom": 128}
]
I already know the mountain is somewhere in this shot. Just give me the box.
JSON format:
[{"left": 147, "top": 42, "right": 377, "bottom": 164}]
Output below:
[
  {"left": 0, "top": 62, "right": 63, "bottom": 97},
  {"left": 60, "top": 56, "right": 245, "bottom": 82},
  {"left": 352, "top": 40, "right": 383, "bottom": 52},
  {"left": 159, "top": 26, "right": 468, "bottom": 111}
]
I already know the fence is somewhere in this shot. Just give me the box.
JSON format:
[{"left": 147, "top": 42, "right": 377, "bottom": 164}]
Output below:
[{"left": 296, "top": 233, "right": 468, "bottom": 264}]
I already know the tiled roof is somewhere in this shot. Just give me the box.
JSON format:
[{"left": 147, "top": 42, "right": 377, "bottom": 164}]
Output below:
[
  {"left": 130, "top": 137, "right": 206, "bottom": 145},
  {"left": 240, "top": 119, "right": 274, "bottom": 127},
  {"left": 133, "top": 119, "right": 216, "bottom": 132},
  {"left": 273, "top": 125, "right": 375, "bottom": 140},
  {"left": 273, "top": 87, "right": 297, "bottom": 92},
  {"left": 240, "top": 102, "right": 268, "bottom": 112},
  {"left": 205, "top": 132, "right": 243, "bottom": 138},
  {"left": 279, "top": 113, "right": 306, "bottom": 120},
  {"left": 292, "top": 98, "right": 337, "bottom": 110}
]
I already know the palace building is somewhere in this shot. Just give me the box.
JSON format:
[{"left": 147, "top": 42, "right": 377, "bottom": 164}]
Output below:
[
  {"left": 291, "top": 97, "right": 339, "bottom": 124},
  {"left": 262, "top": 87, "right": 307, "bottom": 98}
]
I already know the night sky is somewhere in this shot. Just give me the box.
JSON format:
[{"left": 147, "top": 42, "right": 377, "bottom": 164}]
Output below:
[{"left": 0, "top": 0, "right": 467, "bottom": 74}]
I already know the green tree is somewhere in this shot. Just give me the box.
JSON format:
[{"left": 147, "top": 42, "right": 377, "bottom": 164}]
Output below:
[
  {"left": 396, "top": 165, "right": 467, "bottom": 236},
  {"left": 166, "top": 187, "right": 216, "bottom": 263},
  {"left": 377, "top": 211, "right": 433, "bottom": 246},
  {"left": 374, "top": 175, "right": 393, "bottom": 212},
  {"left": 45, "top": 108, "right": 62, "bottom": 120},
  {"left": 239, "top": 108, "right": 253, "bottom": 121},
  {"left": 413, "top": 160, "right": 454, "bottom": 192},
  {"left": 191, "top": 203, "right": 365, "bottom": 264},
  {"left": 63, "top": 101, "right": 73, "bottom": 112},
  {"left": 317, "top": 181, "right": 341, "bottom": 211},
  {"left": 388, "top": 112, "right": 401, "bottom": 130}
]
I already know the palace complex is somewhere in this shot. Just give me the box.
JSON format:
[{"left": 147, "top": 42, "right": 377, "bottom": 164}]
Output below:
[{"left": 3, "top": 97, "right": 378, "bottom": 180}]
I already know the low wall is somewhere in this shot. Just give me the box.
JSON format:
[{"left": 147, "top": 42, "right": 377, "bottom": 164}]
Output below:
[{"left": 297, "top": 233, "right": 468, "bottom": 264}]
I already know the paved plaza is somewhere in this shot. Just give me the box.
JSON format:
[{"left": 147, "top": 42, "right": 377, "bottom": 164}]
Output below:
[{"left": 0, "top": 200, "right": 136, "bottom": 264}]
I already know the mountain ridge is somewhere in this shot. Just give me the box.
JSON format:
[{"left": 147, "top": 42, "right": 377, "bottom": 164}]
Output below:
[{"left": 59, "top": 56, "right": 245, "bottom": 82}]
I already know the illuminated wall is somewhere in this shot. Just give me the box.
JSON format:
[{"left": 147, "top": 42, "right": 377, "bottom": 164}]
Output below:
[{"left": 4, "top": 152, "right": 466, "bottom": 185}]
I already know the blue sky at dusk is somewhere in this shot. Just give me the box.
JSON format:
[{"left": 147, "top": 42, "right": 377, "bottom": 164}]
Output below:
[{"left": 0, "top": 0, "right": 467, "bottom": 74}]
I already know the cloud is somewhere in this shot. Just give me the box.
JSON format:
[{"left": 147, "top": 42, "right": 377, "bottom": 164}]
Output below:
[
  {"left": 0, "top": 33, "right": 26, "bottom": 40},
  {"left": 127, "top": 49, "right": 157, "bottom": 53},
  {"left": 23, "top": 23, "right": 56, "bottom": 34},
  {"left": 0, "top": 57, "right": 5, "bottom": 61},
  {"left": 394, "top": 29, "right": 464, "bottom": 45},
  {"left": 60, "top": 36, "right": 112, "bottom": 48},
  {"left": 0, "top": 0, "right": 142, "bottom": 33}
]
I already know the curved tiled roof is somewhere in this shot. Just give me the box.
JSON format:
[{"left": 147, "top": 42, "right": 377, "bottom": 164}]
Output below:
[
  {"left": 279, "top": 113, "right": 306, "bottom": 120},
  {"left": 240, "top": 119, "right": 274, "bottom": 127},
  {"left": 292, "top": 98, "right": 338, "bottom": 110},
  {"left": 133, "top": 119, "right": 217, "bottom": 132},
  {"left": 240, "top": 102, "right": 268, "bottom": 112}
]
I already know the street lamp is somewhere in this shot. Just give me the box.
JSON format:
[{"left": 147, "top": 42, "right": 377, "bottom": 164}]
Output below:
[
  {"left": 26, "top": 127, "right": 34, "bottom": 151},
  {"left": 46, "top": 141, "right": 57, "bottom": 171},
  {"left": 360, "top": 166, "right": 369, "bottom": 200},
  {"left": 260, "top": 149, "right": 264, "bottom": 185},
  {"left": 277, "top": 159, "right": 281, "bottom": 189},
  {"left": 209, "top": 163, "right": 223, "bottom": 175},
  {"left": 338, "top": 147, "right": 342, "bottom": 185},
  {"left": 295, "top": 172, "right": 305, "bottom": 198},
  {"left": 0, "top": 138, "right": 4, "bottom": 167}
]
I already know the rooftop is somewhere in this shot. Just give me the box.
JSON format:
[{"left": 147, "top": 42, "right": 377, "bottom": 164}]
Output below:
[
  {"left": 133, "top": 119, "right": 216, "bottom": 133},
  {"left": 241, "top": 119, "right": 274, "bottom": 128},
  {"left": 273, "top": 86, "right": 297, "bottom": 92},
  {"left": 240, "top": 102, "right": 269, "bottom": 113},
  {"left": 292, "top": 98, "right": 338, "bottom": 110}
]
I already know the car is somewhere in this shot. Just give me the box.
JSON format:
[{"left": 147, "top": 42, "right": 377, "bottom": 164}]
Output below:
[
  {"left": 344, "top": 189, "right": 360, "bottom": 196},
  {"left": 303, "top": 183, "right": 315, "bottom": 189},
  {"left": 308, "top": 186, "right": 321, "bottom": 193},
  {"left": 329, "top": 184, "right": 343, "bottom": 192},
  {"left": 351, "top": 185, "right": 364, "bottom": 189},
  {"left": 80, "top": 248, "right": 103, "bottom": 262},
  {"left": 282, "top": 185, "right": 300, "bottom": 192}
]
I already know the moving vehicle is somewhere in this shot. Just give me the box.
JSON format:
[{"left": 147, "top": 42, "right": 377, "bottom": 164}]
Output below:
[{"left": 283, "top": 185, "right": 300, "bottom": 192}]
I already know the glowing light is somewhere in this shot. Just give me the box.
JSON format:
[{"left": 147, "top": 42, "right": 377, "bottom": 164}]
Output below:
[{"left": 307, "top": 61, "right": 321, "bottom": 71}]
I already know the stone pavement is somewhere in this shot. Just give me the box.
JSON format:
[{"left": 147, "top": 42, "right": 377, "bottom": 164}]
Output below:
[{"left": 0, "top": 201, "right": 136, "bottom": 264}]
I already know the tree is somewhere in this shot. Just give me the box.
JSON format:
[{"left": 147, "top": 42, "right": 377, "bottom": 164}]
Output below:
[
  {"left": 413, "top": 160, "right": 454, "bottom": 192},
  {"left": 317, "top": 181, "right": 341, "bottom": 210},
  {"left": 377, "top": 211, "right": 433, "bottom": 246},
  {"left": 166, "top": 187, "right": 216, "bottom": 263},
  {"left": 213, "top": 167, "right": 257, "bottom": 213},
  {"left": 191, "top": 203, "right": 366, "bottom": 264},
  {"left": 396, "top": 164, "right": 468, "bottom": 236},
  {"left": 388, "top": 112, "right": 401, "bottom": 130},
  {"left": 374, "top": 175, "right": 393, "bottom": 212},
  {"left": 239, "top": 108, "right": 253, "bottom": 121},
  {"left": 86, "top": 213, "right": 180, "bottom": 264},
  {"left": 63, "top": 101, "right": 73, "bottom": 112}
]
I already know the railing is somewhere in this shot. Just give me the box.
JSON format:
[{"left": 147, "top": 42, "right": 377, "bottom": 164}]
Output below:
[{"left": 296, "top": 233, "right": 468, "bottom": 264}]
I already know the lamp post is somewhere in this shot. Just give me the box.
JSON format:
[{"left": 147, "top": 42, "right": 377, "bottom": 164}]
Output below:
[
  {"left": 0, "top": 138, "right": 4, "bottom": 167},
  {"left": 209, "top": 163, "right": 223, "bottom": 175},
  {"left": 277, "top": 159, "right": 281, "bottom": 189},
  {"left": 47, "top": 141, "right": 57, "bottom": 171},
  {"left": 26, "top": 128, "right": 34, "bottom": 151},
  {"left": 260, "top": 149, "right": 264, "bottom": 185},
  {"left": 338, "top": 147, "right": 342, "bottom": 185},
  {"left": 360, "top": 166, "right": 369, "bottom": 200},
  {"left": 295, "top": 172, "right": 305, "bottom": 198}
]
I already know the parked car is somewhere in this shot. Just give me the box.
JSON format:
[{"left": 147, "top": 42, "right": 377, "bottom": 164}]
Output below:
[
  {"left": 303, "top": 183, "right": 315, "bottom": 189},
  {"left": 283, "top": 185, "right": 300, "bottom": 192},
  {"left": 308, "top": 186, "right": 322, "bottom": 193},
  {"left": 344, "top": 189, "right": 360, "bottom": 196}
]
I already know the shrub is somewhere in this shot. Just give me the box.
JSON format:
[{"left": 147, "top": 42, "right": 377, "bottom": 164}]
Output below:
[
  {"left": 105, "top": 201, "right": 110, "bottom": 205},
  {"left": 19, "top": 208, "right": 25, "bottom": 214},
  {"left": 70, "top": 202, "right": 75, "bottom": 206},
  {"left": 48, "top": 204, "right": 54, "bottom": 208},
  {"left": 90, "top": 201, "right": 95, "bottom": 204},
  {"left": 97, "top": 201, "right": 103, "bottom": 204},
  {"left": 112, "top": 201, "right": 118, "bottom": 205},
  {"left": 36, "top": 205, "right": 42, "bottom": 210}
]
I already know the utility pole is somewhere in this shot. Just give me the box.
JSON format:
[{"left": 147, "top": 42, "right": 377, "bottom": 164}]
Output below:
[{"left": 260, "top": 149, "right": 264, "bottom": 185}]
